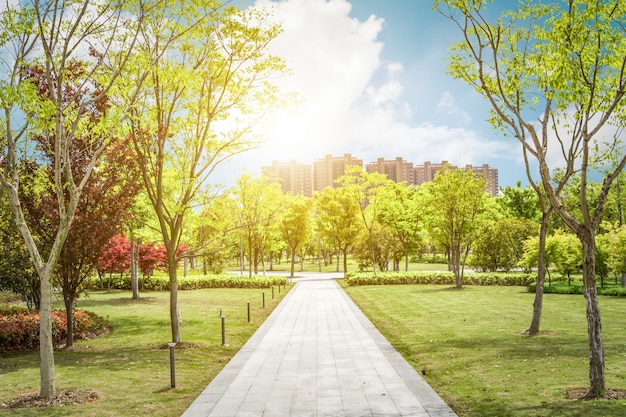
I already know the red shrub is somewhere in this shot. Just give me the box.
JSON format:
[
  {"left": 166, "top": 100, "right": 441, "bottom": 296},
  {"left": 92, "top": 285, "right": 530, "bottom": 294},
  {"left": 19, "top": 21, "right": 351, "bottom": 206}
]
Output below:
[{"left": 0, "top": 309, "right": 95, "bottom": 353}]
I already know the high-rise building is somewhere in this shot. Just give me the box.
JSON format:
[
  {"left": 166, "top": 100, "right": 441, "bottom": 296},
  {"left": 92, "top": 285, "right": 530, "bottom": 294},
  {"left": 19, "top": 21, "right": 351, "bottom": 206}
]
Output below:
[
  {"left": 413, "top": 161, "right": 457, "bottom": 185},
  {"left": 468, "top": 163, "right": 499, "bottom": 197},
  {"left": 365, "top": 157, "right": 415, "bottom": 184},
  {"left": 413, "top": 160, "right": 499, "bottom": 197},
  {"left": 262, "top": 160, "right": 313, "bottom": 197},
  {"left": 313, "top": 154, "right": 363, "bottom": 191}
]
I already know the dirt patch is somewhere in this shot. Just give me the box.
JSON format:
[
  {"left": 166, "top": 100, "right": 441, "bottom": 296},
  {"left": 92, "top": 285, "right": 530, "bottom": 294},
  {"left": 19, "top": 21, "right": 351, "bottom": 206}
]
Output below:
[
  {"left": 3, "top": 390, "right": 98, "bottom": 409},
  {"left": 567, "top": 387, "right": 626, "bottom": 400}
]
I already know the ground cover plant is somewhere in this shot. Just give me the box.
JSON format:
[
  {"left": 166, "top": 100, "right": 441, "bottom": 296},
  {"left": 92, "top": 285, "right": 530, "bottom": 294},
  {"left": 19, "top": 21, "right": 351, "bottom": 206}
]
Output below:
[
  {"left": 0, "top": 285, "right": 291, "bottom": 416},
  {"left": 342, "top": 283, "right": 626, "bottom": 417}
]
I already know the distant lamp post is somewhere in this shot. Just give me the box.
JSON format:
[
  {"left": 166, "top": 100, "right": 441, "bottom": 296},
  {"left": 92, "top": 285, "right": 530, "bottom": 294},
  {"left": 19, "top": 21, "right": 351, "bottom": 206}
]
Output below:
[{"left": 167, "top": 342, "right": 177, "bottom": 388}]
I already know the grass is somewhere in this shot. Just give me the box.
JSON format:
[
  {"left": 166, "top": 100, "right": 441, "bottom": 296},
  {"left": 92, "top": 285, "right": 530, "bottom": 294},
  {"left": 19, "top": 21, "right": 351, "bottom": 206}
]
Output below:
[
  {"left": 0, "top": 285, "right": 291, "bottom": 417},
  {"left": 342, "top": 283, "right": 626, "bottom": 417}
]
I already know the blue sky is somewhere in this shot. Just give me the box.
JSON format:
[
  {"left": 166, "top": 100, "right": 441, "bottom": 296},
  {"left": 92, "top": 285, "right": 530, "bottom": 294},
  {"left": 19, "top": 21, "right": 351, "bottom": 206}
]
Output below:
[{"left": 219, "top": 0, "right": 527, "bottom": 189}]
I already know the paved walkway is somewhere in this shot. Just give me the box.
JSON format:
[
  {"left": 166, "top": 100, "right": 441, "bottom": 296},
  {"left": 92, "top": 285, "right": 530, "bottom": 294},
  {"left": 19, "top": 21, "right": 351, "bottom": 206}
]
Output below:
[{"left": 181, "top": 274, "right": 457, "bottom": 417}]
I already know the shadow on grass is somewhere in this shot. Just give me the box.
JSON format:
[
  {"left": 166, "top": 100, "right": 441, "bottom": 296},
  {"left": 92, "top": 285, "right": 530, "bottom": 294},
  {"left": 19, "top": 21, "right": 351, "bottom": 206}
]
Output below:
[{"left": 77, "top": 295, "right": 160, "bottom": 308}]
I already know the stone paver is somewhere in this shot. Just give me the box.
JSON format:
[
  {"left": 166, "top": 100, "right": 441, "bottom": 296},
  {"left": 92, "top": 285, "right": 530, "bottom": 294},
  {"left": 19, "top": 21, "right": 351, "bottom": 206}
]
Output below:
[{"left": 182, "top": 275, "right": 457, "bottom": 417}]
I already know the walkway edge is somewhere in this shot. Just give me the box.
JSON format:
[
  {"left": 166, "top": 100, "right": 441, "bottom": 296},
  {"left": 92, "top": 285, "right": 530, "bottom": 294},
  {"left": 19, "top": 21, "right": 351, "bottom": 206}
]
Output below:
[
  {"left": 181, "top": 282, "right": 300, "bottom": 417},
  {"left": 336, "top": 286, "right": 458, "bottom": 416}
]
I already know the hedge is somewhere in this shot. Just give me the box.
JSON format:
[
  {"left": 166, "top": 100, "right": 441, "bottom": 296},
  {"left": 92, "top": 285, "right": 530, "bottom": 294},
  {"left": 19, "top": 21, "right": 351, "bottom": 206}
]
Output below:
[
  {"left": 0, "top": 309, "right": 107, "bottom": 353},
  {"left": 85, "top": 273, "right": 288, "bottom": 291},
  {"left": 528, "top": 282, "right": 626, "bottom": 296},
  {"left": 344, "top": 271, "right": 535, "bottom": 287}
]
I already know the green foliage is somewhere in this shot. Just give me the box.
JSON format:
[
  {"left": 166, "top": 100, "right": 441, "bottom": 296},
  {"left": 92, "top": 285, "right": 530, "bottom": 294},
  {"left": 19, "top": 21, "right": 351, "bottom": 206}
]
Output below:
[
  {"left": 469, "top": 217, "right": 537, "bottom": 272},
  {"left": 528, "top": 282, "right": 626, "bottom": 297},
  {"left": 345, "top": 271, "right": 534, "bottom": 287},
  {"left": 85, "top": 274, "right": 287, "bottom": 291}
]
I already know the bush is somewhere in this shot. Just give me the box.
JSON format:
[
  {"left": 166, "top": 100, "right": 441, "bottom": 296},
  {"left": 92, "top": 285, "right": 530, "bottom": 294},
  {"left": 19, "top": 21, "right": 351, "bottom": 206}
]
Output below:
[
  {"left": 84, "top": 273, "right": 288, "bottom": 291},
  {"left": 0, "top": 309, "right": 108, "bottom": 353},
  {"left": 528, "top": 282, "right": 626, "bottom": 296},
  {"left": 345, "top": 271, "right": 535, "bottom": 286}
]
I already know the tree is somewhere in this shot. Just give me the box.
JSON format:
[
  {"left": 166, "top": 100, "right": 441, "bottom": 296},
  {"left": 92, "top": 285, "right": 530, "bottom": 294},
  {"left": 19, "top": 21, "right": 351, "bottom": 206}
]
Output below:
[
  {"left": 0, "top": 191, "right": 39, "bottom": 310},
  {"left": 470, "top": 217, "right": 537, "bottom": 272},
  {"left": 195, "top": 194, "right": 239, "bottom": 274},
  {"left": 314, "top": 186, "right": 362, "bottom": 276},
  {"left": 18, "top": 65, "right": 141, "bottom": 347},
  {"left": 280, "top": 195, "right": 313, "bottom": 278},
  {"left": 98, "top": 235, "right": 132, "bottom": 285},
  {"left": 439, "top": 0, "right": 626, "bottom": 395},
  {"left": 232, "top": 175, "right": 284, "bottom": 277},
  {"left": 497, "top": 182, "right": 540, "bottom": 221},
  {"left": 599, "top": 225, "right": 626, "bottom": 287},
  {"left": 422, "top": 166, "right": 488, "bottom": 288},
  {"left": 0, "top": 1, "right": 140, "bottom": 398},
  {"left": 119, "top": 1, "right": 285, "bottom": 343},
  {"left": 339, "top": 168, "right": 391, "bottom": 276},
  {"left": 376, "top": 181, "right": 424, "bottom": 271}
]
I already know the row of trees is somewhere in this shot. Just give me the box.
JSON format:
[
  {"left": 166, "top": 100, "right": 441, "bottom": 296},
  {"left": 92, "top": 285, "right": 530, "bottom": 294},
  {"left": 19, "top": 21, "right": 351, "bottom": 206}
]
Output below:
[{"left": 0, "top": 0, "right": 285, "bottom": 399}]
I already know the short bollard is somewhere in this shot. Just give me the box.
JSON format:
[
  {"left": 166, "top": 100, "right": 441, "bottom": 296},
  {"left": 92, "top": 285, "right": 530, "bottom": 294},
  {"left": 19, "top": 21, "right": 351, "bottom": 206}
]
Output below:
[
  {"left": 247, "top": 302, "right": 251, "bottom": 323},
  {"left": 278, "top": 285, "right": 281, "bottom": 294},
  {"left": 262, "top": 292, "right": 266, "bottom": 309},
  {"left": 167, "top": 342, "right": 177, "bottom": 388},
  {"left": 272, "top": 286, "right": 275, "bottom": 300},
  {"left": 221, "top": 315, "right": 226, "bottom": 346}
]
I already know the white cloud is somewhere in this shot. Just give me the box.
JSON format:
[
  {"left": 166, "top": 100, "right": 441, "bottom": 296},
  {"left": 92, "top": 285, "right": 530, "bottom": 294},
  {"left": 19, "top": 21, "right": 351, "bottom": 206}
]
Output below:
[
  {"left": 217, "top": 0, "right": 518, "bottom": 184},
  {"left": 436, "top": 92, "right": 472, "bottom": 125}
]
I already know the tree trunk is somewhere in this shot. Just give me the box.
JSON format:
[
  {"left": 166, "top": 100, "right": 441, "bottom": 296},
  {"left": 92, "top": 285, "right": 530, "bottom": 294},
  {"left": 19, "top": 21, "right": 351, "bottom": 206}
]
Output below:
[
  {"left": 168, "top": 254, "right": 181, "bottom": 343},
  {"left": 527, "top": 210, "right": 550, "bottom": 335},
  {"left": 290, "top": 250, "right": 295, "bottom": 278},
  {"left": 342, "top": 247, "right": 348, "bottom": 276},
  {"left": 39, "top": 270, "right": 55, "bottom": 399},
  {"left": 581, "top": 236, "right": 604, "bottom": 396},
  {"left": 64, "top": 298, "right": 74, "bottom": 348},
  {"left": 131, "top": 239, "right": 140, "bottom": 300},
  {"left": 621, "top": 272, "right": 626, "bottom": 288}
]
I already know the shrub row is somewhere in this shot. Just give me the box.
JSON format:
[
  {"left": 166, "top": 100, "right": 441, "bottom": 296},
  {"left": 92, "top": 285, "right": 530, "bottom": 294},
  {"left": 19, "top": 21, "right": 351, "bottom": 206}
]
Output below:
[
  {"left": 0, "top": 309, "right": 102, "bottom": 353},
  {"left": 345, "top": 271, "right": 535, "bottom": 287},
  {"left": 528, "top": 282, "right": 626, "bottom": 296},
  {"left": 85, "top": 273, "right": 288, "bottom": 291}
]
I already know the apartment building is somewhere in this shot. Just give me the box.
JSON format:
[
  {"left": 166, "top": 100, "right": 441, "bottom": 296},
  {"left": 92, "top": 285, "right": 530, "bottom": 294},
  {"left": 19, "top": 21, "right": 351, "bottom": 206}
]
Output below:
[
  {"left": 262, "top": 155, "right": 499, "bottom": 197},
  {"left": 365, "top": 157, "right": 415, "bottom": 184},
  {"left": 312, "top": 154, "right": 363, "bottom": 191},
  {"left": 261, "top": 160, "right": 313, "bottom": 197}
]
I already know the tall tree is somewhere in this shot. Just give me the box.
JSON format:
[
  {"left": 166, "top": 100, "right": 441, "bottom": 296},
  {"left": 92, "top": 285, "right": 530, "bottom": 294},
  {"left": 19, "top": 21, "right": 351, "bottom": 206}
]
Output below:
[
  {"left": 338, "top": 168, "right": 391, "bottom": 276},
  {"left": 120, "top": 1, "right": 285, "bottom": 343},
  {"left": 376, "top": 181, "right": 424, "bottom": 271},
  {"left": 421, "top": 166, "right": 487, "bottom": 289},
  {"left": 439, "top": 0, "right": 626, "bottom": 395},
  {"left": 314, "top": 186, "right": 361, "bottom": 276},
  {"left": 232, "top": 175, "right": 284, "bottom": 277},
  {"left": 0, "top": 1, "right": 140, "bottom": 398},
  {"left": 280, "top": 195, "right": 312, "bottom": 278}
]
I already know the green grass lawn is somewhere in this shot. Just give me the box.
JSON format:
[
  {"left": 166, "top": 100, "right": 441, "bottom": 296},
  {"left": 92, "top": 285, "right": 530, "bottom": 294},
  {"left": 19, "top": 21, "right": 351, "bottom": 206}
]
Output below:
[
  {"left": 343, "top": 283, "right": 626, "bottom": 417},
  {"left": 0, "top": 285, "right": 291, "bottom": 417}
]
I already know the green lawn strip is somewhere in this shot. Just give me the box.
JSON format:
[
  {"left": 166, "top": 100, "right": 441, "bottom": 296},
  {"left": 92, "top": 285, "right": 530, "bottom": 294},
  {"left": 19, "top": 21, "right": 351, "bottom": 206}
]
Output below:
[
  {"left": 0, "top": 285, "right": 291, "bottom": 417},
  {"left": 342, "top": 283, "right": 626, "bottom": 417}
]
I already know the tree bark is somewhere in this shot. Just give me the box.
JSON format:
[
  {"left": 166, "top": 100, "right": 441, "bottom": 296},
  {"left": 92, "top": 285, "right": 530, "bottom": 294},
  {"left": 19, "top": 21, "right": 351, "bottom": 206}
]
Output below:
[
  {"left": 168, "top": 253, "right": 181, "bottom": 343},
  {"left": 39, "top": 270, "right": 55, "bottom": 399},
  {"left": 581, "top": 236, "right": 604, "bottom": 396},
  {"left": 64, "top": 298, "right": 74, "bottom": 348},
  {"left": 130, "top": 239, "right": 140, "bottom": 300},
  {"left": 526, "top": 210, "right": 550, "bottom": 335}
]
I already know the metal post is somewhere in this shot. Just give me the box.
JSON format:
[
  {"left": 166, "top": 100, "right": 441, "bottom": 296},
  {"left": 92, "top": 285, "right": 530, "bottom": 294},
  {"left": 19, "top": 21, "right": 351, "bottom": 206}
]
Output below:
[
  {"left": 221, "top": 316, "right": 226, "bottom": 346},
  {"left": 262, "top": 292, "right": 265, "bottom": 309},
  {"left": 272, "top": 286, "right": 275, "bottom": 300},
  {"left": 247, "top": 302, "right": 251, "bottom": 323},
  {"left": 167, "top": 342, "right": 177, "bottom": 388}
]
